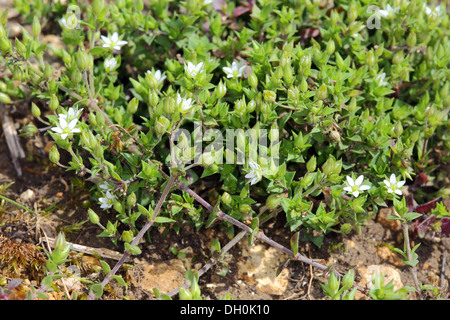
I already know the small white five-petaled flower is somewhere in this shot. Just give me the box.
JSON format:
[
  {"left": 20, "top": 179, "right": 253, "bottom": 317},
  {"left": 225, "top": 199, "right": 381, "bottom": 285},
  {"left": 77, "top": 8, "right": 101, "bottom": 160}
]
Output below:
[
  {"left": 383, "top": 174, "right": 405, "bottom": 196},
  {"left": 184, "top": 62, "right": 204, "bottom": 79},
  {"left": 104, "top": 57, "right": 118, "bottom": 72},
  {"left": 51, "top": 114, "right": 81, "bottom": 140},
  {"left": 176, "top": 93, "right": 194, "bottom": 113},
  {"left": 343, "top": 175, "right": 371, "bottom": 198},
  {"left": 58, "top": 107, "right": 83, "bottom": 123},
  {"left": 245, "top": 161, "right": 263, "bottom": 185},
  {"left": 376, "top": 72, "right": 388, "bottom": 86},
  {"left": 146, "top": 69, "right": 167, "bottom": 85},
  {"left": 99, "top": 191, "right": 115, "bottom": 209},
  {"left": 379, "top": 4, "right": 399, "bottom": 18},
  {"left": 101, "top": 32, "right": 128, "bottom": 51},
  {"left": 223, "top": 61, "right": 246, "bottom": 79},
  {"left": 203, "top": 0, "right": 214, "bottom": 4}
]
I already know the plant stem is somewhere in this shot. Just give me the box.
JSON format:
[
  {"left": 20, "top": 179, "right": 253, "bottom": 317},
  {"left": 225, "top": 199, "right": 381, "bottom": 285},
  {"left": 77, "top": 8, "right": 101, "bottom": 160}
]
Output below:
[
  {"left": 165, "top": 230, "right": 247, "bottom": 298},
  {"left": 402, "top": 222, "right": 422, "bottom": 299},
  {"left": 88, "top": 172, "right": 178, "bottom": 299},
  {"left": 177, "top": 181, "right": 368, "bottom": 295},
  {"left": 0, "top": 194, "right": 34, "bottom": 214}
]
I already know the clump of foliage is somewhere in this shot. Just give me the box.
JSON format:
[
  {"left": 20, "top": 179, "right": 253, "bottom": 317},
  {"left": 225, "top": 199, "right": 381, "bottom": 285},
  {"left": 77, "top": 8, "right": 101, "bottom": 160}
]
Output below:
[{"left": 0, "top": 0, "right": 448, "bottom": 300}]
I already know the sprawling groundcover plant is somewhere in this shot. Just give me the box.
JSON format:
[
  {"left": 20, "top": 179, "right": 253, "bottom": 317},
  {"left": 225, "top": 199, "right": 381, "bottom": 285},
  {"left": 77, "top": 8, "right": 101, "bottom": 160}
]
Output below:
[{"left": 0, "top": 0, "right": 448, "bottom": 300}]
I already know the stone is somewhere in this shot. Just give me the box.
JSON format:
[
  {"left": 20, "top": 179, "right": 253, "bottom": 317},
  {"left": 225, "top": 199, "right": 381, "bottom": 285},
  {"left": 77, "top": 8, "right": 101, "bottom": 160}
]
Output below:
[
  {"left": 129, "top": 259, "right": 186, "bottom": 296},
  {"left": 356, "top": 265, "right": 403, "bottom": 300},
  {"left": 236, "top": 240, "right": 290, "bottom": 296},
  {"left": 19, "top": 189, "right": 35, "bottom": 203},
  {"left": 377, "top": 207, "right": 402, "bottom": 232},
  {"left": 375, "top": 246, "right": 404, "bottom": 267}
]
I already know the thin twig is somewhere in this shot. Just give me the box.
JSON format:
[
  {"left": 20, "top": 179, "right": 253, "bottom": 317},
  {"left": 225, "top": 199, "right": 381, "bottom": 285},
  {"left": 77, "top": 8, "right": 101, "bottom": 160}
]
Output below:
[
  {"left": 177, "top": 181, "right": 369, "bottom": 295},
  {"left": 86, "top": 173, "right": 178, "bottom": 299},
  {"left": 164, "top": 230, "right": 247, "bottom": 298}
]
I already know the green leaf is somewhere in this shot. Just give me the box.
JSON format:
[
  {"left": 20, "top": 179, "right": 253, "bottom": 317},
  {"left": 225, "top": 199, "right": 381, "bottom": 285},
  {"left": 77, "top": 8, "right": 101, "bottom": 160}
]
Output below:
[
  {"left": 154, "top": 216, "right": 176, "bottom": 224},
  {"left": 90, "top": 283, "right": 103, "bottom": 299},
  {"left": 100, "top": 260, "right": 111, "bottom": 275},
  {"left": 290, "top": 231, "right": 299, "bottom": 256},
  {"left": 404, "top": 212, "right": 422, "bottom": 222},
  {"left": 111, "top": 275, "right": 128, "bottom": 289}
]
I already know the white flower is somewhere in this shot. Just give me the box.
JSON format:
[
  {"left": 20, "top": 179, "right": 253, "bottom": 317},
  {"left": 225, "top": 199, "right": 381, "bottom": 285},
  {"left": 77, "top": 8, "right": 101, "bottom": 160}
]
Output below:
[
  {"left": 104, "top": 57, "right": 118, "bottom": 72},
  {"left": 101, "top": 32, "right": 128, "bottom": 51},
  {"left": 58, "top": 107, "right": 83, "bottom": 123},
  {"left": 379, "top": 4, "right": 399, "bottom": 18},
  {"left": 425, "top": 5, "right": 442, "bottom": 18},
  {"left": 383, "top": 173, "right": 405, "bottom": 196},
  {"left": 60, "top": 17, "right": 68, "bottom": 29},
  {"left": 99, "top": 191, "right": 115, "bottom": 209},
  {"left": 51, "top": 116, "right": 81, "bottom": 140},
  {"left": 146, "top": 69, "right": 167, "bottom": 85},
  {"left": 203, "top": 0, "right": 214, "bottom": 4},
  {"left": 343, "top": 175, "right": 371, "bottom": 198},
  {"left": 184, "top": 61, "right": 204, "bottom": 79},
  {"left": 176, "top": 93, "right": 194, "bottom": 113},
  {"left": 223, "top": 61, "right": 246, "bottom": 79},
  {"left": 245, "top": 161, "right": 262, "bottom": 185},
  {"left": 376, "top": 72, "right": 388, "bottom": 86},
  {"left": 99, "top": 181, "right": 114, "bottom": 193}
]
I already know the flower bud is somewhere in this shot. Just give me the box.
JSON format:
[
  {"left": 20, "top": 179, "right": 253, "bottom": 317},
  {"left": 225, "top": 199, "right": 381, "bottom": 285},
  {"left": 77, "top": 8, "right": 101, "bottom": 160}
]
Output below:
[
  {"left": 0, "top": 37, "right": 11, "bottom": 53},
  {"left": 246, "top": 99, "right": 256, "bottom": 113},
  {"left": 49, "top": 94, "right": 59, "bottom": 111},
  {"left": 49, "top": 145, "right": 60, "bottom": 164},
  {"left": 266, "top": 194, "right": 282, "bottom": 210},
  {"left": 20, "top": 124, "right": 38, "bottom": 136},
  {"left": 164, "top": 96, "right": 176, "bottom": 114},
  {"left": 300, "top": 54, "right": 311, "bottom": 70},
  {"left": 0, "top": 92, "right": 11, "bottom": 104},
  {"left": 348, "top": 4, "right": 357, "bottom": 22},
  {"left": 263, "top": 90, "right": 276, "bottom": 103},
  {"left": 260, "top": 102, "right": 272, "bottom": 115},
  {"left": 235, "top": 98, "right": 247, "bottom": 116},
  {"left": 393, "top": 121, "right": 403, "bottom": 137},
  {"left": 327, "top": 272, "right": 340, "bottom": 294},
  {"left": 239, "top": 203, "right": 251, "bottom": 214},
  {"left": 76, "top": 50, "right": 90, "bottom": 71},
  {"left": 43, "top": 63, "right": 53, "bottom": 79},
  {"left": 92, "top": 0, "right": 105, "bottom": 15},
  {"left": 248, "top": 72, "right": 258, "bottom": 89},
  {"left": 288, "top": 86, "right": 300, "bottom": 101},
  {"left": 306, "top": 156, "right": 316, "bottom": 172},
  {"left": 127, "top": 97, "right": 139, "bottom": 114},
  {"left": 326, "top": 39, "right": 335, "bottom": 55},
  {"left": 148, "top": 90, "right": 159, "bottom": 108},
  {"left": 31, "top": 102, "right": 41, "bottom": 118},
  {"left": 329, "top": 130, "right": 341, "bottom": 143},
  {"left": 32, "top": 16, "right": 41, "bottom": 38},
  {"left": 322, "top": 157, "right": 335, "bottom": 175},
  {"left": 366, "top": 50, "right": 375, "bottom": 67},
  {"left": 127, "top": 192, "right": 137, "bottom": 208},
  {"left": 407, "top": 31, "right": 416, "bottom": 48},
  {"left": 216, "top": 80, "right": 227, "bottom": 99},
  {"left": 221, "top": 192, "right": 232, "bottom": 206},
  {"left": 88, "top": 208, "right": 100, "bottom": 225},
  {"left": 156, "top": 115, "right": 171, "bottom": 135},
  {"left": 316, "top": 83, "right": 328, "bottom": 100},
  {"left": 342, "top": 269, "right": 355, "bottom": 291},
  {"left": 114, "top": 201, "right": 123, "bottom": 214},
  {"left": 122, "top": 230, "right": 134, "bottom": 243},
  {"left": 269, "top": 121, "right": 279, "bottom": 142},
  {"left": 392, "top": 51, "right": 404, "bottom": 65}
]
